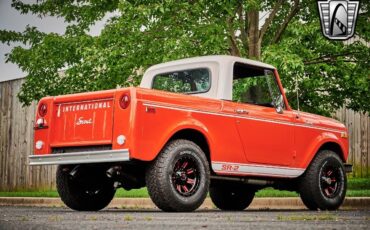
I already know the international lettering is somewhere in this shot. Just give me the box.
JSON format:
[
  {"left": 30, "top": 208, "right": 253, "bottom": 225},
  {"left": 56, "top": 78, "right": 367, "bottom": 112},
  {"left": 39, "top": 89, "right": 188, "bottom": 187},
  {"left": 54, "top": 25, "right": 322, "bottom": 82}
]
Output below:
[{"left": 61, "top": 101, "right": 111, "bottom": 113}]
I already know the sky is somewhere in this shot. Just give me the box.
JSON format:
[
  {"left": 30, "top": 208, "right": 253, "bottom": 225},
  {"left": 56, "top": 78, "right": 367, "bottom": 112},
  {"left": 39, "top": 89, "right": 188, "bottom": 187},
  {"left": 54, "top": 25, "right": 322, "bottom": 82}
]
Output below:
[
  {"left": 0, "top": 1, "right": 65, "bottom": 82},
  {"left": 0, "top": 0, "right": 108, "bottom": 82}
]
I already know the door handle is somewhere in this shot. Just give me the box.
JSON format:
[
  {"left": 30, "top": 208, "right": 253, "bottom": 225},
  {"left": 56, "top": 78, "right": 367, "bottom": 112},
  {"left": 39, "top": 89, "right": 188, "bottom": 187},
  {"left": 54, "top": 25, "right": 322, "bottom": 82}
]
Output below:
[{"left": 235, "top": 109, "right": 249, "bottom": 114}]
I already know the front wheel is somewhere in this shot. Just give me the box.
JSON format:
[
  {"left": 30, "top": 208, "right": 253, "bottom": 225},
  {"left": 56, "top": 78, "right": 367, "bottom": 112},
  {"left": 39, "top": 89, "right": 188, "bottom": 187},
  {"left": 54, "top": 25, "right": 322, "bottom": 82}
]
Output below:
[
  {"left": 145, "top": 139, "right": 210, "bottom": 212},
  {"left": 299, "top": 150, "right": 347, "bottom": 210},
  {"left": 56, "top": 165, "right": 116, "bottom": 211}
]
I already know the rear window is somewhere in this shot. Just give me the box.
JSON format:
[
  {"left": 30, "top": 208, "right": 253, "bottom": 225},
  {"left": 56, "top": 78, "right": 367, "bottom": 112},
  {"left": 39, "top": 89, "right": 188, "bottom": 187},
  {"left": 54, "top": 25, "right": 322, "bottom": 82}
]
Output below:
[{"left": 152, "top": 68, "right": 210, "bottom": 94}]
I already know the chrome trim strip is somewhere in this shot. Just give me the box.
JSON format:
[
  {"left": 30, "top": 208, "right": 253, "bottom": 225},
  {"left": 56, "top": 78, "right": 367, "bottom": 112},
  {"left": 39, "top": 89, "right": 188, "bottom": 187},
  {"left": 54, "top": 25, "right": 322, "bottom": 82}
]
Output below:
[
  {"left": 142, "top": 102, "right": 343, "bottom": 133},
  {"left": 29, "top": 149, "right": 130, "bottom": 166},
  {"left": 212, "top": 162, "right": 305, "bottom": 178}
]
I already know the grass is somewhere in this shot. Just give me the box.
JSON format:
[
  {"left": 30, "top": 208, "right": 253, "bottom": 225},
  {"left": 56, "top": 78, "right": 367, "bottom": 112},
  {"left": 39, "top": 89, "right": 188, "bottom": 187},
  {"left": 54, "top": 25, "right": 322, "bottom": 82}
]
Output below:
[
  {"left": 48, "top": 216, "right": 62, "bottom": 222},
  {"left": 0, "top": 188, "right": 149, "bottom": 198},
  {"left": 116, "top": 188, "right": 148, "bottom": 197},
  {"left": 144, "top": 216, "right": 153, "bottom": 221},
  {"left": 277, "top": 214, "right": 337, "bottom": 221},
  {"left": 0, "top": 190, "right": 60, "bottom": 197},
  {"left": 123, "top": 215, "right": 133, "bottom": 221},
  {"left": 347, "top": 177, "right": 370, "bottom": 190},
  {"left": 256, "top": 189, "right": 298, "bottom": 197},
  {"left": 0, "top": 177, "right": 369, "bottom": 198}
]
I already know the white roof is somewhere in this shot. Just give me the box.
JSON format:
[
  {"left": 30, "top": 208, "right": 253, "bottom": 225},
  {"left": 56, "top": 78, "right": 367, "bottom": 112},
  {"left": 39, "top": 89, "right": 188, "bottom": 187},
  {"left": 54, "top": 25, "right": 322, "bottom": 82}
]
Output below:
[
  {"left": 146, "top": 55, "right": 276, "bottom": 72},
  {"left": 141, "top": 55, "right": 276, "bottom": 101}
]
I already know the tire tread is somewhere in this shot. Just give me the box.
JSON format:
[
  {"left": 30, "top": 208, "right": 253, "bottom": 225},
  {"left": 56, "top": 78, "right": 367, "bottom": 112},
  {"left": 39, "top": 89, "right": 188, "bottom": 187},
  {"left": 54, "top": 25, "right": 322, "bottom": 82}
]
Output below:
[
  {"left": 146, "top": 139, "right": 210, "bottom": 212},
  {"left": 299, "top": 150, "right": 346, "bottom": 211}
]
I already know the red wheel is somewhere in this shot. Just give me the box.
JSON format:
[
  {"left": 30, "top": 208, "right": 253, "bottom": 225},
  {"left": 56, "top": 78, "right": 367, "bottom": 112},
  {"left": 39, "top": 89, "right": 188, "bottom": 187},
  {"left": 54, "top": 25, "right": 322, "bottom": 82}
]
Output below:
[
  {"left": 171, "top": 155, "right": 201, "bottom": 197},
  {"left": 320, "top": 165, "right": 343, "bottom": 198}
]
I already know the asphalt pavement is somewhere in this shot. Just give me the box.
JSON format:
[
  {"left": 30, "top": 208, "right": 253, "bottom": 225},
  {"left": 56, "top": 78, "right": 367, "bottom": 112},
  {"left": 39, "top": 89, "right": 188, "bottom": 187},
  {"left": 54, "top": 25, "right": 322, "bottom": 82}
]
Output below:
[{"left": 0, "top": 206, "right": 369, "bottom": 230}]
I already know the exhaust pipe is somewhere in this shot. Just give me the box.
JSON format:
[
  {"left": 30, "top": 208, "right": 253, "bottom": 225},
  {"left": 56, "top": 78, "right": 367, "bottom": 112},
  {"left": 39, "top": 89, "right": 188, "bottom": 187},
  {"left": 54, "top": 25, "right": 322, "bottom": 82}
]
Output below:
[
  {"left": 68, "top": 165, "right": 80, "bottom": 179},
  {"left": 106, "top": 166, "right": 122, "bottom": 178}
]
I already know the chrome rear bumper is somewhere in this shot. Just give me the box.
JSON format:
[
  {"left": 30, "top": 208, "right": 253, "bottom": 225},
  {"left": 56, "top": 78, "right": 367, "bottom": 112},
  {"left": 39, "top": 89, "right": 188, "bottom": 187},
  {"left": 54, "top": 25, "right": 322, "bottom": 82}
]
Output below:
[{"left": 29, "top": 149, "right": 130, "bottom": 165}]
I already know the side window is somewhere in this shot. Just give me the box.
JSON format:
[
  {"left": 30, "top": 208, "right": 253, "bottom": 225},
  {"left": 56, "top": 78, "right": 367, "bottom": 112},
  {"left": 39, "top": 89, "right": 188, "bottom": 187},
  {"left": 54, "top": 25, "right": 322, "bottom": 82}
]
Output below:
[
  {"left": 232, "top": 63, "right": 284, "bottom": 108},
  {"left": 152, "top": 68, "right": 210, "bottom": 94}
]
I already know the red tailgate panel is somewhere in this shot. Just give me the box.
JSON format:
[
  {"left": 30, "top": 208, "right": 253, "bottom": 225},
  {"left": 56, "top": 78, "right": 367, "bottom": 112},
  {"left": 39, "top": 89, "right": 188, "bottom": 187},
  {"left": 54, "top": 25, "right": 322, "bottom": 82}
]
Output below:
[{"left": 51, "top": 99, "right": 114, "bottom": 147}]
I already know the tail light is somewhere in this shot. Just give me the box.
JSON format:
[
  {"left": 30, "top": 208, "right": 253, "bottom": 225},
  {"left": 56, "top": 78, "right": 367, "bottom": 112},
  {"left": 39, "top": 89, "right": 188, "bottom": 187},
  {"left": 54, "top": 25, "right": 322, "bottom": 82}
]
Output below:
[
  {"left": 119, "top": 94, "right": 130, "bottom": 109},
  {"left": 38, "top": 103, "right": 47, "bottom": 117}
]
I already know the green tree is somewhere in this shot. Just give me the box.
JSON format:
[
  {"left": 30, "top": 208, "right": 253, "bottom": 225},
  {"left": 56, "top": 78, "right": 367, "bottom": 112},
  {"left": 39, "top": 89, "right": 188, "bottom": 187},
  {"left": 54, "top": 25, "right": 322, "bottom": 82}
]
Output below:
[{"left": 1, "top": 0, "right": 369, "bottom": 116}]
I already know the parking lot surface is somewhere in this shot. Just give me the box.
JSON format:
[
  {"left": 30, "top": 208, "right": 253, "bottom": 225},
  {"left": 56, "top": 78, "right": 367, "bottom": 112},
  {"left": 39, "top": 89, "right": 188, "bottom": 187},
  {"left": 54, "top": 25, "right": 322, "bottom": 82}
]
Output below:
[{"left": 0, "top": 206, "right": 369, "bottom": 229}]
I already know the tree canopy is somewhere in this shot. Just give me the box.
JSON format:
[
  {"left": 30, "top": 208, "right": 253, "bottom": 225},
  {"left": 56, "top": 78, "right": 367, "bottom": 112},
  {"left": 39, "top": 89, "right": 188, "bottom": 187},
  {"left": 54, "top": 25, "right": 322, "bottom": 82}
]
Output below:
[{"left": 1, "top": 0, "right": 369, "bottom": 116}]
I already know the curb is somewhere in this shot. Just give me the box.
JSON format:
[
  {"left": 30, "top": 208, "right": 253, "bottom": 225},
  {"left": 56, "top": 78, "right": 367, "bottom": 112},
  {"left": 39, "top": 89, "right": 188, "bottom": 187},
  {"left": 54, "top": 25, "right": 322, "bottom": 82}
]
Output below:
[{"left": 0, "top": 197, "right": 369, "bottom": 210}]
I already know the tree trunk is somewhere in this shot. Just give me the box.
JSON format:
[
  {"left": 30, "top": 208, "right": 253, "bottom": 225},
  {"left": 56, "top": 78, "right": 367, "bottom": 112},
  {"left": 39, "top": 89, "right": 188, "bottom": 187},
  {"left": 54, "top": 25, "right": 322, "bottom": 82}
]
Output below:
[{"left": 247, "top": 10, "right": 261, "bottom": 60}]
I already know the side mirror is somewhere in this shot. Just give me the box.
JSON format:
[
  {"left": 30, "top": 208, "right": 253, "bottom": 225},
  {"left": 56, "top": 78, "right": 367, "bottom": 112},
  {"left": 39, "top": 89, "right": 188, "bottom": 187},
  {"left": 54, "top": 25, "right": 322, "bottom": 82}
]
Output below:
[{"left": 274, "top": 95, "right": 284, "bottom": 114}]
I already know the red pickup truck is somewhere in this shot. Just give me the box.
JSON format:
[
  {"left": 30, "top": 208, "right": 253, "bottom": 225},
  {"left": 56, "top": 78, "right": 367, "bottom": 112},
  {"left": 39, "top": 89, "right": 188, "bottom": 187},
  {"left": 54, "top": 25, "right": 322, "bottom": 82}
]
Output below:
[{"left": 30, "top": 55, "right": 351, "bottom": 212}]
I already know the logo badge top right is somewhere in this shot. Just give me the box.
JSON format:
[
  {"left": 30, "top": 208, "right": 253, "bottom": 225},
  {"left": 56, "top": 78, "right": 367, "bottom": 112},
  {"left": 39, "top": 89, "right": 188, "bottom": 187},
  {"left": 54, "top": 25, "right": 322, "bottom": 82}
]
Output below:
[{"left": 318, "top": 0, "right": 360, "bottom": 40}]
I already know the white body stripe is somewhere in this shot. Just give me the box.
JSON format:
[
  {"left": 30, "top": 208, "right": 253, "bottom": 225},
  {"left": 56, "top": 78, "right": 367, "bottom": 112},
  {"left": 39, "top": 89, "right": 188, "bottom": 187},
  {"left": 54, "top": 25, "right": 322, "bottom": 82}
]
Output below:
[
  {"left": 142, "top": 102, "right": 343, "bottom": 134},
  {"left": 212, "top": 162, "right": 305, "bottom": 178}
]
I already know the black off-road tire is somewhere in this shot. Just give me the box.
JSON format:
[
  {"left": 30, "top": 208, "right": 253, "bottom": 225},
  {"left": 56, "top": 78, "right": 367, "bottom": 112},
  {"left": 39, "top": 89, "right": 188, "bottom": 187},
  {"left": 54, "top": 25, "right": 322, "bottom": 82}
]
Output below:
[
  {"left": 145, "top": 139, "right": 210, "bottom": 212},
  {"left": 210, "top": 183, "right": 255, "bottom": 211},
  {"left": 299, "top": 150, "right": 347, "bottom": 211},
  {"left": 56, "top": 165, "right": 116, "bottom": 211}
]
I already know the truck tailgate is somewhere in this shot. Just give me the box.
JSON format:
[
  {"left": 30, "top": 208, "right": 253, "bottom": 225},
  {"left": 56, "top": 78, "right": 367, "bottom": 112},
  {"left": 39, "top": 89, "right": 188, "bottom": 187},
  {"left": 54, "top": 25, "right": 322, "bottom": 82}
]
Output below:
[{"left": 51, "top": 92, "right": 115, "bottom": 147}]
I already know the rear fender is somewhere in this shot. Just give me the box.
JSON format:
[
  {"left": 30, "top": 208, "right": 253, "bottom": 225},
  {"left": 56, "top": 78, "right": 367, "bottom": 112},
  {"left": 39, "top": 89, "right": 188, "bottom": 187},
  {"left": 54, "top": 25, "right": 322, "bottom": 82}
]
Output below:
[{"left": 135, "top": 118, "right": 213, "bottom": 162}]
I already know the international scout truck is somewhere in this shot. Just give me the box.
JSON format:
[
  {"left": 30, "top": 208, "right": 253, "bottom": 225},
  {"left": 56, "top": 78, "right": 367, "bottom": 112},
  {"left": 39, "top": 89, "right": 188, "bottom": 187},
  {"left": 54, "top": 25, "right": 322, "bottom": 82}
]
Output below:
[{"left": 30, "top": 55, "right": 352, "bottom": 212}]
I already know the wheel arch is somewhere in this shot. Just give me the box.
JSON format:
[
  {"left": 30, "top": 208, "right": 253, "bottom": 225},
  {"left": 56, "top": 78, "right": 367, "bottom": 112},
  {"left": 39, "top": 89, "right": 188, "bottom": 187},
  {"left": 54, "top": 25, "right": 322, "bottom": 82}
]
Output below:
[
  {"left": 299, "top": 131, "right": 348, "bottom": 172},
  {"left": 317, "top": 141, "right": 345, "bottom": 162},
  {"left": 168, "top": 128, "right": 212, "bottom": 164}
]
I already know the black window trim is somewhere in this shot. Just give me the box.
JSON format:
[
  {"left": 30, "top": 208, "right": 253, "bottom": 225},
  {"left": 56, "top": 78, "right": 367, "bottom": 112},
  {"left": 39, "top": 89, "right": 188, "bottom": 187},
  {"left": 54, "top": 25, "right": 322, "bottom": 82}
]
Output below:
[{"left": 232, "top": 62, "right": 286, "bottom": 109}]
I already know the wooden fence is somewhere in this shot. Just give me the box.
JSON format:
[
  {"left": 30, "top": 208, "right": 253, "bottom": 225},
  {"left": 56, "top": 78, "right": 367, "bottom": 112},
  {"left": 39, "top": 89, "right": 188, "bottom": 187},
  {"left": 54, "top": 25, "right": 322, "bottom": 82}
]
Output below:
[
  {"left": 0, "top": 79, "right": 56, "bottom": 191},
  {"left": 0, "top": 78, "right": 369, "bottom": 191},
  {"left": 334, "top": 109, "right": 370, "bottom": 177}
]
